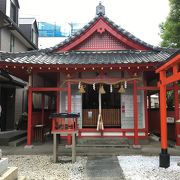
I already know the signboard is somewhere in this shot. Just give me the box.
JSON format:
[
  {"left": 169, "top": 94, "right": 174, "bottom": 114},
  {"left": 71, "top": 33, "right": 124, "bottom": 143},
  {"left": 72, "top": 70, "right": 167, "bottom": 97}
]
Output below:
[{"left": 167, "top": 117, "right": 174, "bottom": 123}]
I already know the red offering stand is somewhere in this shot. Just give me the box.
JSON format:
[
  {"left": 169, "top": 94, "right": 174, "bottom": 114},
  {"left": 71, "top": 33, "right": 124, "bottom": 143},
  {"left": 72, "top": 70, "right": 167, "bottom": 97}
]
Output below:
[{"left": 49, "top": 113, "right": 80, "bottom": 163}]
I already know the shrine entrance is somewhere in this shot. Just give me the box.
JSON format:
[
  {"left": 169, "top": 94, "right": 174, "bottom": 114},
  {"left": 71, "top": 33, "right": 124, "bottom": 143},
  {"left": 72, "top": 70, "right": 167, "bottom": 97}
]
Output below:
[{"left": 82, "top": 84, "right": 121, "bottom": 128}]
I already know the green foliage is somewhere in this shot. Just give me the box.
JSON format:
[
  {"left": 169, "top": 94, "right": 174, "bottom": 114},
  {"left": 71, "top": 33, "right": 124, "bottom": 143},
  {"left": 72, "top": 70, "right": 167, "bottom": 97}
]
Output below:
[{"left": 160, "top": 0, "right": 180, "bottom": 48}]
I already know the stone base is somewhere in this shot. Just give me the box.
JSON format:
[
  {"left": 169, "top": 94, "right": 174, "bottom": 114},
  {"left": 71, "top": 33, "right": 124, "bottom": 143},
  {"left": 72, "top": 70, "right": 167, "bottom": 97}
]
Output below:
[
  {"left": 0, "top": 158, "right": 8, "bottom": 175},
  {"left": 0, "top": 167, "right": 18, "bottom": 180},
  {"left": 24, "top": 145, "right": 34, "bottom": 149},
  {"left": 159, "top": 151, "right": 170, "bottom": 168},
  {"left": 132, "top": 144, "right": 141, "bottom": 149}
]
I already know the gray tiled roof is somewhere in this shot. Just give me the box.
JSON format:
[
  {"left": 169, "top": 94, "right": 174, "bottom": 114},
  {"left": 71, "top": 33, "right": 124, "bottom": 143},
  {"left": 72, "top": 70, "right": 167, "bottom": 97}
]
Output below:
[{"left": 0, "top": 50, "right": 173, "bottom": 65}]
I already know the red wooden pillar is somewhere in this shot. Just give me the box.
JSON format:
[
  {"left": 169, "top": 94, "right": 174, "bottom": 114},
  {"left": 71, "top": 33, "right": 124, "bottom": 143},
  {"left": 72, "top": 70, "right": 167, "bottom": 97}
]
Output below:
[
  {"left": 148, "top": 95, "right": 151, "bottom": 109},
  {"left": 133, "top": 80, "right": 138, "bottom": 145},
  {"left": 56, "top": 74, "right": 60, "bottom": 113},
  {"left": 67, "top": 81, "right": 71, "bottom": 145},
  {"left": 27, "top": 87, "right": 32, "bottom": 145},
  {"left": 67, "top": 81, "right": 71, "bottom": 112},
  {"left": 174, "top": 84, "right": 180, "bottom": 146},
  {"left": 144, "top": 90, "right": 148, "bottom": 137},
  {"left": 159, "top": 71, "right": 170, "bottom": 168}
]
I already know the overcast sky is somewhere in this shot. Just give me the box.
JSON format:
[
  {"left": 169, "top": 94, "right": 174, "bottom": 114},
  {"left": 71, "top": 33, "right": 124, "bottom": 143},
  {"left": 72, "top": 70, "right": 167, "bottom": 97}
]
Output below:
[{"left": 18, "top": 0, "right": 170, "bottom": 46}]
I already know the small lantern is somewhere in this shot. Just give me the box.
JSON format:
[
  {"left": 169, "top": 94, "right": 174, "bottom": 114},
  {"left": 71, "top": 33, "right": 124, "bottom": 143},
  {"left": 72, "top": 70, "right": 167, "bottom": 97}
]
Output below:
[
  {"left": 118, "top": 84, "right": 125, "bottom": 93},
  {"left": 99, "top": 85, "right": 106, "bottom": 94},
  {"left": 79, "top": 85, "right": 86, "bottom": 94}
]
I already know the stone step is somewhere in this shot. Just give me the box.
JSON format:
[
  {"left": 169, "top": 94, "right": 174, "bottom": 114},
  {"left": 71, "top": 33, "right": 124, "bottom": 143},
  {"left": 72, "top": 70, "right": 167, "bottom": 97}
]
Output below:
[
  {"left": 8, "top": 136, "right": 27, "bottom": 147},
  {"left": 77, "top": 144, "right": 130, "bottom": 147},
  {"left": 0, "top": 167, "right": 18, "bottom": 180},
  {"left": 77, "top": 138, "right": 129, "bottom": 145},
  {"left": 0, "top": 130, "right": 27, "bottom": 146}
]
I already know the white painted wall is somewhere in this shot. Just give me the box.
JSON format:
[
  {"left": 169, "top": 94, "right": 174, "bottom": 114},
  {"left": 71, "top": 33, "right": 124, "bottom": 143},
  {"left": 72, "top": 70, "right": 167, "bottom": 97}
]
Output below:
[
  {"left": 60, "top": 85, "right": 82, "bottom": 129},
  {"left": 121, "top": 73, "right": 145, "bottom": 129},
  {"left": 1, "top": 29, "right": 28, "bottom": 52},
  {"left": 1, "top": 29, "right": 11, "bottom": 51},
  {"left": 14, "top": 36, "right": 27, "bottom": 52}
]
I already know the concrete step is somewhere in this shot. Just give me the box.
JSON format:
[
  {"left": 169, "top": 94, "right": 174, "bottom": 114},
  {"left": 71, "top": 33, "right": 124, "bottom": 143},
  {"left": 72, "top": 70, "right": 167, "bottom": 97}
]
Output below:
[
  {"left": 0, "top": 130, "right": 27, "bottom": 146},
  {"left": 0, "top": 167, "right": 18, "bottom": 180},
  {"left": 77, "top": 137, "right": 129, "bottom": 146},
  {"left": 77, "top": 144, "right": 130, "bottom": 147},
  {"left": 9, "top": 136, "right": 27, "bottom": 147}
]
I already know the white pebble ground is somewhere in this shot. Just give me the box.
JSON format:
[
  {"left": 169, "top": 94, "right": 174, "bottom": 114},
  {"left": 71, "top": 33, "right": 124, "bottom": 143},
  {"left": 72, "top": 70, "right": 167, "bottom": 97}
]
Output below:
[
  {"left": 118, "top": 156, "right": 180, "bottom": 180},
  {"left": 6, "top": 155, "right": 87, "bottom": 180}
]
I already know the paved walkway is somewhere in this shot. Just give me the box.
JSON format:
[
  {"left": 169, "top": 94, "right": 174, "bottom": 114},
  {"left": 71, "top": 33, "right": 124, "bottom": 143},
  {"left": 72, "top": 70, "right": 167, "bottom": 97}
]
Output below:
[{"left": 86, "top": 156, "right": 125, "bottom": 180}]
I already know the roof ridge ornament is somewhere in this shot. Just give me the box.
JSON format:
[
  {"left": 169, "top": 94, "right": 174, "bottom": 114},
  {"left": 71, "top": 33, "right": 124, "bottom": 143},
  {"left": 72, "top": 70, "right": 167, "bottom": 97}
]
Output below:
[{"left": 96, "top": 1, "right": 105, "bottom": 16}]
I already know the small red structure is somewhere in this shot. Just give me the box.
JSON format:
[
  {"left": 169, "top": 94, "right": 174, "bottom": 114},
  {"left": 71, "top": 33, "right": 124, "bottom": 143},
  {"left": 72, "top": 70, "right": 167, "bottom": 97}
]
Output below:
[
  {"left": 50, "top": 113, "right": 79, "bottom": 132},
  {"left": 156, "top": 50, "right": 180, "bottom": 168},
  {"left": 50, "top": 112, "right": 79, "bottom": 145}
]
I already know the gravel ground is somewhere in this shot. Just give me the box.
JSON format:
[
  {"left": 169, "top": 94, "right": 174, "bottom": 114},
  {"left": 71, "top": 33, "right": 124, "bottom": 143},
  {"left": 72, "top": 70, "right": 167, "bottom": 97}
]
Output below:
[
  {"left": 118, "top": 156, "right": 180, "bottom": 180},
  {"left": 6, "top": 155, "right": 87, "bottom": 180}
]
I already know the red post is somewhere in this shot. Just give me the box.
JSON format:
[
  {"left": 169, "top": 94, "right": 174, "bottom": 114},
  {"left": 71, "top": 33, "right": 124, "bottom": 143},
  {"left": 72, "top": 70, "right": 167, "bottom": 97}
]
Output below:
[
  {"left": 148, "top": 95, "right": 151, "bottom": 109},
  {"left": 133, "top": 80, "right": 138, "bottom": 145},
  {"left": 67, "top": 81, "right": 71, "bottom": 145},
  {"left": 56, "top": 73, "right": 60, "bottom": 113},
  {"left": 27, "top": 87, "right": 32, "bottom": 145},
  {"left": 67, "top": 81, "right": 71, "bottom": 113},
  {"left": 144, "top": 90, "right": 148, "bottom": 137},
  {"left": 160, "top": 81, "right": 167, "bottom": 149},
  {"left": 174, "top": 83, "right": 180, "bottom": 146},
  {"left": 159, "top": 71, "right": 169, "bottom": 168}
]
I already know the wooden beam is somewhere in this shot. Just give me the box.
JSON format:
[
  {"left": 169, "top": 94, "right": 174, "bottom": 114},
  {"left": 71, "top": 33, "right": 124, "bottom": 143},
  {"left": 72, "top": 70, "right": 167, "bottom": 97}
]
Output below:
[
  {"left": 137, "top": 86, "right": 159, "bottom": 90},
  {"left": 163, "top": 72, "right": 180, "bottom": 85},
  {"left": 156, "top": 54, "right": 180, "bottom": 73},
  {"left": 31, "top": 87, "right": 67, "bottom": 92}
]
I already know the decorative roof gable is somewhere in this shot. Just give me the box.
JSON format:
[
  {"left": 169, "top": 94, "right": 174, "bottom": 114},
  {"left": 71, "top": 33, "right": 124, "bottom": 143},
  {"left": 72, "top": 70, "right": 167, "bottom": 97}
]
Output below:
[{"left": 54, "top": 15, "right": 156, "bottom": 52}]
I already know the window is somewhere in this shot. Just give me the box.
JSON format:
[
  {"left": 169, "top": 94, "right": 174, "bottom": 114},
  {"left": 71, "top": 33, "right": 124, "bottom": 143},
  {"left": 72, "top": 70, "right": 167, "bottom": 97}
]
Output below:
[{"left": 10, "top": 34, "right": 15, "bottom": 52}]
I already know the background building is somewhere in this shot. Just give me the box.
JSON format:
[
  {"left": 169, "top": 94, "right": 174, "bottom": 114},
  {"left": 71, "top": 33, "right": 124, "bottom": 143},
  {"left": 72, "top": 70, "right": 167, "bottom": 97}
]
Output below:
[{"left": 0, "top": 0, "right": 38, "bottom": 132}]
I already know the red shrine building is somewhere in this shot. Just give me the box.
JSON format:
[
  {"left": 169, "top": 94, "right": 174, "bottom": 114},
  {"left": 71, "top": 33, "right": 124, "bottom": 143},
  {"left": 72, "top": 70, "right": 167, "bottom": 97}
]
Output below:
[{"left": 0, "top": 3, "right": 180, "bottom": 149}]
